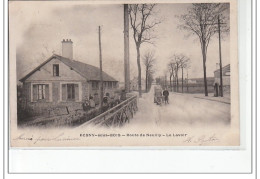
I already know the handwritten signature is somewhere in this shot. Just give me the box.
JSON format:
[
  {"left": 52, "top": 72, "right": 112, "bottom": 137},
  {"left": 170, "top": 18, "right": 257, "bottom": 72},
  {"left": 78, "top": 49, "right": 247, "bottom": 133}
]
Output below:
[
  {"left": 183, "top": 134, "right": 219, "bottom": 145},
  {"left": 13, "top": 133, "right": 80, "bottom": 144}
]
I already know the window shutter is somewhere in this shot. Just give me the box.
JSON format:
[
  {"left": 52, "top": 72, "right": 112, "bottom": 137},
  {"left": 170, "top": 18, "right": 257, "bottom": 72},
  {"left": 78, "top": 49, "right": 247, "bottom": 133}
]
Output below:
[
  {"left": 75, "top": 84, "right": 79, "bottom": 101},
  {"left": 45, "top": 84, "right": 49, "bottom": 101},
  {"left": 33, "top": 85, "right": 37, "bottom": 102},
  {"left": 62, "top": 84, "right": 67, "bottom": 101}
]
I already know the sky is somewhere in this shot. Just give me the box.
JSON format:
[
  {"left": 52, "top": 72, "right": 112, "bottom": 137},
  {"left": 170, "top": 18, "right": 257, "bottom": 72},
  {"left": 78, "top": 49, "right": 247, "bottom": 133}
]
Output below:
[{"left": 10, "top": 1, "right": 230, "bottom": 83}]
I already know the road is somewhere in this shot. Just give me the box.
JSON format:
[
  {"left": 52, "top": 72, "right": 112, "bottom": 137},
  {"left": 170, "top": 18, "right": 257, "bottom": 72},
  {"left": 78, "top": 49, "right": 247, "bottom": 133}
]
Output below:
[{"left": 128, "top": 85, "right": 231, "bottom": 128}]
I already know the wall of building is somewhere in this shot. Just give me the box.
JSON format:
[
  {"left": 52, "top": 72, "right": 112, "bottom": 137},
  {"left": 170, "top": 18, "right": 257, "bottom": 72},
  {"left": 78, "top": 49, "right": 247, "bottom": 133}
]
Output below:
[
  {"left": 25, "top": 58, "right": 86, "bottom": 82},
  {"left": 20, "top": 81, "right": 89, "bottom": 118},
  {"left": 214, "top": 76, "right": 230, "bottom": 86},
  {"left": 20, "top": 57, "right": 119, "bottom": 117},
  {"left": 88, "top": 81, "right": 119, "bottom": 98}
]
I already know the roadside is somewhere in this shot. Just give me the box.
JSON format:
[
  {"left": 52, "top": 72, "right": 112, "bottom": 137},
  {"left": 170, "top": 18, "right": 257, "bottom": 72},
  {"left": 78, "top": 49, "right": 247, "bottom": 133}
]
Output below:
[{"left": 172, "top": 92, "right": 230, "bottom": 104}]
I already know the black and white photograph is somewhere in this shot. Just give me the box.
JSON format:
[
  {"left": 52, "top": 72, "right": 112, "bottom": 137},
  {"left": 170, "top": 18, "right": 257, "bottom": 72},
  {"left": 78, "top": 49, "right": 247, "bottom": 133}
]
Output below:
[{"left": 9, "top": 0, "right": 239, "bottom": 147}]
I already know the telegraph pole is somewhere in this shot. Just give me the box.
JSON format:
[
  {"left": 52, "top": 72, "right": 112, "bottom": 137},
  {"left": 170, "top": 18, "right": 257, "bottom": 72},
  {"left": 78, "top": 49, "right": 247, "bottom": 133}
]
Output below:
[
  {"left": 99, "top": 26, "right": 104, "bottom": 110},
  {"left": 218, "top": 15, "right": 223, "bottom": 97},
  {"left": 186, "top": 70, "right": 189, "bottom": 93},
  {"left": 124, "top": 4, "right": 130, "bottom": 93}
]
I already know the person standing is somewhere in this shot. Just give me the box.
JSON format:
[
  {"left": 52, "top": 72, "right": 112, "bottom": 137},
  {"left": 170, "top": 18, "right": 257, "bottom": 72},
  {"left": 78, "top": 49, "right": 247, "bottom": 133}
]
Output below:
[
  {"left": 163, "top": 88, "right": 169, "bottom": 104},
  {"left": 89, "top": 96, "right": 95, "bottom": 108}
]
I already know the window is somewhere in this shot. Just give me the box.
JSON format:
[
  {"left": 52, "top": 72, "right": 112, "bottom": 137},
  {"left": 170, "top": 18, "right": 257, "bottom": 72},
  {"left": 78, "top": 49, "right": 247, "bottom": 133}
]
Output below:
[
  {"left": 38, "top": 84, "right": 45, "bottom": 99},
  {"left": 92, "top": 81, "right": 99, "bottom": 90},
  {"left": 32, "top": 84, "right": 49, "bottom": 101},
  {"left": 53, "top": 64, "right": 59, "bottom": 76},
  {"left": 108, "top": 82, "right": 112, "bottom": 89},
  {"left": 61, "top": 83, "right": 79, "bottom": 101},
  {"left": 67, "top": 84, "right": 75, "bottom": 100},
  {"left": 114, "top": 82, "right": 116, "bottom": 88}
]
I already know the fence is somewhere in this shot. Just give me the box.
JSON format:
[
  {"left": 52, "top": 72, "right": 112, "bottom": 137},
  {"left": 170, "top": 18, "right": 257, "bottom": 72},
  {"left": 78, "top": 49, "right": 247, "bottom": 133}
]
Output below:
[
  {"left": 168, "top": 84, "right": 214, "bottom": 93},
  {"left": 78, "top": 95, "right": 138, "bottom": 128}
]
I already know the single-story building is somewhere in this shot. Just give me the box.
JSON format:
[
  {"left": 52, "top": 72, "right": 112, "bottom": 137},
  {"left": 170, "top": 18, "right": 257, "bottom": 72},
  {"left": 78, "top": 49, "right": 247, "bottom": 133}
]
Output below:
[
  {"left": 19, "top": 39, "right": 118, "bottom": 113},
  {"left": 213, "top": 64, "right": 230, "bottom": 96}
]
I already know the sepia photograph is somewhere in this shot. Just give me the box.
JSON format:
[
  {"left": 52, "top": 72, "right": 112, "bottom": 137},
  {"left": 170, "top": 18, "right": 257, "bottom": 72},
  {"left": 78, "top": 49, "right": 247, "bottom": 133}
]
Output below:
[{"left": 9, "top": 0, "right": 239, "bottom": 147}]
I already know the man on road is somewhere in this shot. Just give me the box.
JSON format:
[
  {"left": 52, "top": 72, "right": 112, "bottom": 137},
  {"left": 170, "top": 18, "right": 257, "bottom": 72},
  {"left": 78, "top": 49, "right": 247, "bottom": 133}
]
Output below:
[{"left": 163, "top": 88, "right": 169, "bottom": 104}]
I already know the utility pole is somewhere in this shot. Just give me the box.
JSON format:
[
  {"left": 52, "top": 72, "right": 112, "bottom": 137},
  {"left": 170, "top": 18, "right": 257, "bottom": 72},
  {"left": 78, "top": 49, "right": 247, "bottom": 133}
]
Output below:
[
  {"left": 164, "top": 74, "right": 167, "bottom": 89},
  {"left": 124, "top": 4, "right": 130, "bottom": 93},
  {"left": 181, "top": 67, "right": 184, "bottom": 93},
  {"left": 186, "top": 70, "right": 189, "bottom": 93},
  {"left": 98, "top": 26, "right": 104, "bottom": 110},
  {"left": 218, "top": 15, "right": 223, "bottom": 97}
]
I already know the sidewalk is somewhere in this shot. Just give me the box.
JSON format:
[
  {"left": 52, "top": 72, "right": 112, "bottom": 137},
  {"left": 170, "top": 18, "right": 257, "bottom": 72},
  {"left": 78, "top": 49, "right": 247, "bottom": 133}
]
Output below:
[{"left": 172, "top": 92, "right": 231, "bottom": 104}]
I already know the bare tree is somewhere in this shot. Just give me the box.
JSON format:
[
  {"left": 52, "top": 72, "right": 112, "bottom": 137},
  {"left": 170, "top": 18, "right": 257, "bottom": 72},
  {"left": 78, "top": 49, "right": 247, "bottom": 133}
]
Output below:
[
  {"left": 170, "top": 54, "right": 183, "bottom": 92},
  {"left": 147, "top": 72, "right": 154, "bottom": 91},
  {"left": 168, "top": 61, "right": 175, "bottom": 92},
  {"left": 186, "top": 65, "right": 191, "bottom": 93},
  {"left": 163, "top": 70, "right": 168, "bottom": 89},
  {"left": 179, "top": 56, "right": 191, "bottom": 93},
  {"left": 177, "top": 3, "right": 229, "bottom": 96},
  {"left": 142, "top": 51, "right": 156, "bottom": 92},
  {"left": 129, "top": 4, "right": 161, "bottom": 97}
]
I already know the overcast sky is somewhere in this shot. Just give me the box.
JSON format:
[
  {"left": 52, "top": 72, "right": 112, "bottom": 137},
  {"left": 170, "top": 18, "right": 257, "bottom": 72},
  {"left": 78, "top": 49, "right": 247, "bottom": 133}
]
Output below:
[{"left": 10, "top": 1, "right": 230, "bottom": 83}]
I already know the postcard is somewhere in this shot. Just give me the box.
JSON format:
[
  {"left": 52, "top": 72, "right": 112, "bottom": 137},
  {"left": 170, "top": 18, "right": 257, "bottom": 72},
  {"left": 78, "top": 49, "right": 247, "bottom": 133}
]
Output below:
[{"left": 9, "top": 0, "right": 239, "bottom": 147}]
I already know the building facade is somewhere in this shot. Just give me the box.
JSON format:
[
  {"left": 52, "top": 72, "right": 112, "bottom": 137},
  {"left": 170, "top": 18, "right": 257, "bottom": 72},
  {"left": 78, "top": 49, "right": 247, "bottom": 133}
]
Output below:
[
  {"left": 19, "top": 40, "right": 118, "bottom": 114},
  {"left": 213, "top": 64, "right": 230, "bottom": 96}
]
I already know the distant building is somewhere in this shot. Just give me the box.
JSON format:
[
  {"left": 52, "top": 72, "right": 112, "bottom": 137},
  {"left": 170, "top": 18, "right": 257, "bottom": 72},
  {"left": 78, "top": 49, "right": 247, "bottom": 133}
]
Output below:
[
  {"left": 187, "top": 79, "right": 197, "bottom": 84},
  {"left": 213, "top": 64, "right": 230, "bottom": 95},
  {"left": 186, "top": 77, "right": 215, "bottom": 85},
  {"left": 19, "top": 39, "right": 118, "bottom": 112}
]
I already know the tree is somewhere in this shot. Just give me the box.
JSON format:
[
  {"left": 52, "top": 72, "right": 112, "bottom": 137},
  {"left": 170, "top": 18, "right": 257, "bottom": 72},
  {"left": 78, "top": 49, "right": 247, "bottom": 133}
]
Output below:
[
  {"left": 167, "top": 61, "right": 176, "bottom": 92},
  {"left": 179, "top": 56, "right": 191, "bottom": 93},
  {"left": 170, "top": 54, "right": 183, "bottom": 92},
  {"left": 142, "top": 51, "right": 156, "bottom": 92},
  {"left": 147, "top": 72, "right": 154, "bottom": 91},
  {"left": 155, "top": 77, "right": 161, "bottom": 85},
  {"left": 177, "top": 3, "right": 229, "bottom": 96},
  {"left": 128, "top": 4, "right": 161, "bottom": 97},
  {"left": 185, "top": 64, "right": 191, "bottom": 93}
]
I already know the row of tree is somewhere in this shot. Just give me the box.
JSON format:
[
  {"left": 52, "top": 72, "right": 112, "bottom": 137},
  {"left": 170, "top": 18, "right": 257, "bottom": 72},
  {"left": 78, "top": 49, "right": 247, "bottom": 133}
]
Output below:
[
  {"left": 167, "top": 54, "right": 190, "bottom": 93},
  {"left": 142, "top": 51, "right": 156, "bottom": 92},
  {"left": 128, "top": 3, "right": 229, "bottom": 97},
  {"left": 128, "top": 4, "right": 161, "bottom": 96}
]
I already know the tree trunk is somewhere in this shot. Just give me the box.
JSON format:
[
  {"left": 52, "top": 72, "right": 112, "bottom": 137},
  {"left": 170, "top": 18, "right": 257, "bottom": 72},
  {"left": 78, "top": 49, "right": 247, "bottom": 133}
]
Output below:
[
  {"left": 186, "top": 72, "right": 189, "bottom": 93},
  {"left": 202, "top": 42, "right": 208, "bottom": 96},
  {"left": 176, "top": 69, "right": 179, "bottom": 92},
  {"left": 175, "top": 75, "right": 177, "bottom": 92},
  {"left": 172, "top": 75, "right": 174, "bottom": 92},
  {"left": 181, "top": 67, "right": 183, "bottom": 93},
  {"left": 169, "top": 75, "right": 172, "bottom": 92},
  {"left": 145, "top": 68, "right": 148, "bottom": 93},
  {"left": 136, "top": 46, "right": 142, "bottom": 97}
]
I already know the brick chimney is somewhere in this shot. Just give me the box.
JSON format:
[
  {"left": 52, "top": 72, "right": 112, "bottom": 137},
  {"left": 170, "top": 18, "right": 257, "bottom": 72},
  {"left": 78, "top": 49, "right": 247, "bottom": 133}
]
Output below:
[{"left": 62, "top": 39, "right": 73, "bottom": 59}]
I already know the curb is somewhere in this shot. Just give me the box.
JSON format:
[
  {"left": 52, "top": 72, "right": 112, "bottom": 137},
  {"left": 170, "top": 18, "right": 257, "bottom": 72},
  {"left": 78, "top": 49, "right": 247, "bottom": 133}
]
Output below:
[{"left": 194, "top": 96, "right": 231, "bottom": 104}]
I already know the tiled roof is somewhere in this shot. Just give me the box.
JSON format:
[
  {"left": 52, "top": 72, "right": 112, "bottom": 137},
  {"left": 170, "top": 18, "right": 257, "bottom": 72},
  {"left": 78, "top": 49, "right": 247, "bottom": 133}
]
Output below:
[{"left": 20, "top": 54, "right": 118, "bottom": 82}]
